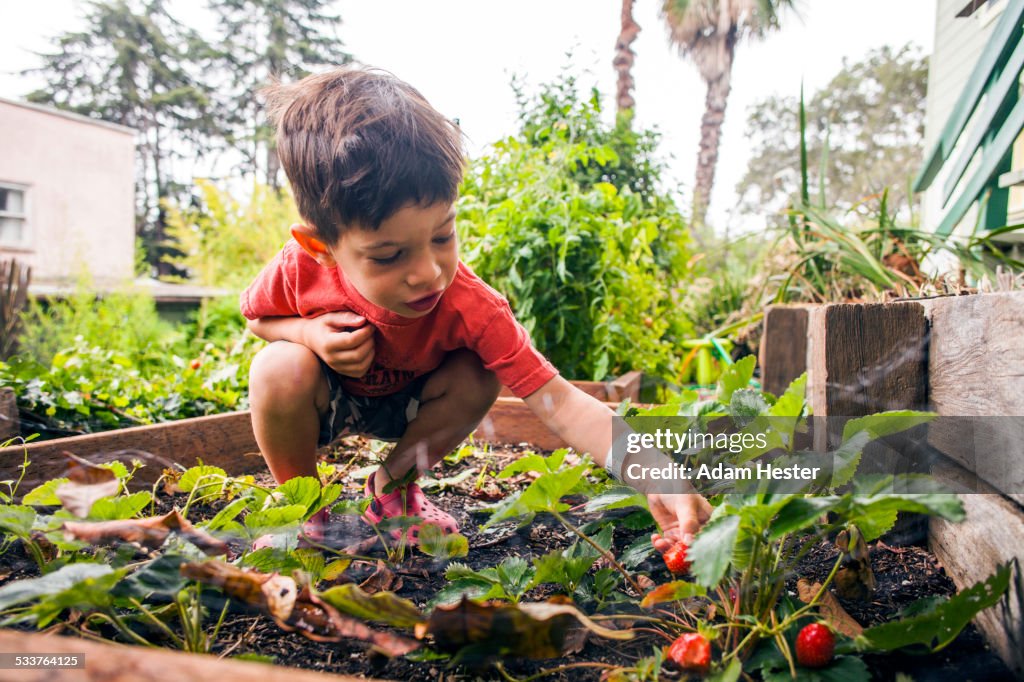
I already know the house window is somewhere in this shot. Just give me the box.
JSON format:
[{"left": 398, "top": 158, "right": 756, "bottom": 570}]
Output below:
[{"left": 0, "top": 184, "right": 28, "bottom": 246}]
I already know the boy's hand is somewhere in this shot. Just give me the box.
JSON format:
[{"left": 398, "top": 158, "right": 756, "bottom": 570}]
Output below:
[
  {"left": 647, "top": 492, "right": 713, "bottom": 552},
  {"left": 306, "top": 311, "right": 375, "bottom": 377}
]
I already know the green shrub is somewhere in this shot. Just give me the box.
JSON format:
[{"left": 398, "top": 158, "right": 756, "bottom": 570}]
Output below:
[
  {"left": 19, "top": 284, "right": 176, "bottom": 368},
  {"left": 459, "top": 75, "right": 693, "bottom": 382},
  {"left": 162, "top": 180, "right": 298, "bottom": 289}
]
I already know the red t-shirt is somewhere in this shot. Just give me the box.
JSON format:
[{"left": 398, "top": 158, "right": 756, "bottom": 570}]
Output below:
[{"left": 240, "top": 240, "right": 558, "bottom": 398}]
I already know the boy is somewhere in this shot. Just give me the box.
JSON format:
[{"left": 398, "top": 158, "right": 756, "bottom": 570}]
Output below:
[{"left": 241, "top": 67, "right": 710, "bottom": 552}]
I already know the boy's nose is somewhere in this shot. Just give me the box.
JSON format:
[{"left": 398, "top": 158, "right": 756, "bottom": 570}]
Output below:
[{"left": 407, "top": 255, "right": 442, "bottom": 288}]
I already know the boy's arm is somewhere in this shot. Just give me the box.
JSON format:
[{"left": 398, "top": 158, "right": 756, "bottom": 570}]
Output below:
[
  {"left": 247, "top": 312, "right": 376, "bottom": 378},
  {"left": 523, "top": 375, "right": 712, "bottom": 549}
]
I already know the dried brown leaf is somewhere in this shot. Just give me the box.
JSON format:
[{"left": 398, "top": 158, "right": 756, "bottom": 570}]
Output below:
[
  {"left": 56, "top": 453, "right": 119, "bottom": 517},
  {"left": 360, "top": 560, "right": 402, "bottom": 594},
  {"left": 796, "top": 579, "right": 864, "bottom": 638},
  {"left": 418, "top": 597, "right": 633, "bottom": 662},
  {"left": 182, "top": 561, "right": 419, "bottom": 657},
  {"left": 62, "top": 510, "right": 228, "bottom": 555}
]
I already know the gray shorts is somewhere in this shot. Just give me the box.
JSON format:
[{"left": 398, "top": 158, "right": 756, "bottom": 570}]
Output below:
[{"left": 316, "top": 359, "right": 430, "bottom": 446}]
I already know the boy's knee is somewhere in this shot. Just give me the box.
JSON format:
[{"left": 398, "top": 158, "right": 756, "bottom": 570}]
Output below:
[
  {"left": 447, "top": 350, "right": 500, "bottom": 403},
  {"left": 249, "top": 341, "right": 324, "bottom": 403}
]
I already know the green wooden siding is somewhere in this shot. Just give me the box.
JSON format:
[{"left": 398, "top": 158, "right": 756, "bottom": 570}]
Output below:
[{"left": 916, "top": 0, "right": 1024, "bottom": 235}]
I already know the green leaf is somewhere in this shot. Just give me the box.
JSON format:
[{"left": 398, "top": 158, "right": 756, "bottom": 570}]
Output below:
[
  {"left": 239, "top": 547, "right": 304, "bottom": 574},
  {"left": 22, "top": 478, "right": 69, "bottom": 506},
  {"left": 688, "top": 513, "right": 741, "bottom": 588},
  {"left": 859, "top": 564, "right": 1011, "bottom": 652},
  {"left": 584, "top": 486, "right": 648, "bottom": 513},
  {"left": 761, "top": 656, "right": 870, "bottom": 682},
  {"left": 0, "top": 505, "right": 36, "bottom": 537},
  {"left": 273, "top": 477, "right": 322, "bottom": 514},
  {"left": 730, "top": 389, "right": 770, "bottom": 425},
  {"left": 495, "top": 556, "right": 536, "bottom": 599},
  {"left": 202, "top": 498, "right": 248, "bottom": 531},
  {"left": 485, "top": 462, "right": 589, "bottom": 526},
  {"left": 418, "top": 524, "right": 470, "bottom": 560},
  {"left": 243, "top": 505, "right": 306, "bottom": 537},
  {"left": 620, "top": 535, "right": 655, "bottom": 569},
  {"left": 88, "top": 491, "right": 152, "bottom": 520},
  {"left": 496, "top": 449, "right": 567, "bottom": 478},
  {"left": 708, "top": 657, "right": 742, "bottom": 682},
  {"left": 178, "top": 465, "right": 227, "bottom": 494},
  {"left": 717, "top": 355, "right": 756, "bottom": 402},
  {"left": 841, "top": 411, "right": 934, "bottom": 444},
  {"left": 318, "top": 584, "right": 424, "bottom": 628},
  {"left": 770, "top": 496, "right": 840, "bottom": 539},
  {"left": 0, "top": 562, "right": 114, "bottom": 611},
  {"left": 117, "top": 553, "right": 187, "bottom": 599}
]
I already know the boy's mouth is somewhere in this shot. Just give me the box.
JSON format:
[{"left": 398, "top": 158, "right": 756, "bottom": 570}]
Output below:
[{"left": 406, "top": 290, "right": 444, "bottom": 312}]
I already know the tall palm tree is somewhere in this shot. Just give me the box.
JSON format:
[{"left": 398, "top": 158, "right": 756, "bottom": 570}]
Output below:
[
  {"left": 614, "top": 0, "right": 641, "bottom": 117},
  {"left": 661, "top": 0, "right": 793, "bottom": 227}
]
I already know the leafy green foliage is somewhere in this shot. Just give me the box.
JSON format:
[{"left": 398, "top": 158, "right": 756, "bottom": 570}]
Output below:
[
  {"left": 739, "top": 44, "right": 928, "bottom": 220},
  {"left": 162, "top": 180, "right": 297, "bottom": 289},
  {"left": 434, "top": 557, "right": 537, "bottom": 605},
  {"left": 460, "top": 73, "right": 693, "bottom": 381},
  {"left": 417, "top": 524, "right": 469, "bottom": 560},
  {"left": 859, "top": 563, "right": 1011, "bottom": 653},
  {"left": 2, "top": 310, "right": 257, "bottom": 434}
]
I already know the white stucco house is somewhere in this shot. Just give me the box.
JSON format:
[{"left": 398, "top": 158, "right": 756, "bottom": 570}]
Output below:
[{"left": 0, "top": 97, "right": 137, "bottom": 287}]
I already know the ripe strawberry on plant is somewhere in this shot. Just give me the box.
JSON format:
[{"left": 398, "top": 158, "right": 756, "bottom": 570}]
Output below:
[
  {"left": 663, "top": 541, "right": 691, "bottom": 574},
  {"left": 189, "top": 359, "right": 201, "bottom": 370},
  {"left": 795, "top": 623, "right": 835, "bottom": 668},
  {"left": 667, "top": 632, "right": 710, "bottom": 673}
]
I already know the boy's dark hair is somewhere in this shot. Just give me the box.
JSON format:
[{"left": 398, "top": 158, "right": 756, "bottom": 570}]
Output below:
[{"left": 263, "top": 67, "right": 465, "bottom": 244}]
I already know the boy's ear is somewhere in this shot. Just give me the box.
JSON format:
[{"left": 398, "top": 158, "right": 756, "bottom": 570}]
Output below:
[{"left": 291, "top": 224, "right": 337, "bottom": 268}]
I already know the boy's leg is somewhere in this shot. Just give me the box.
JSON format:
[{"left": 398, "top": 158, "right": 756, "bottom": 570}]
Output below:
[
  {"left": 372, "top": 349, "right": 500, "bottom": 495},
  {"left": 248, "top": 341, "right": 331, "bottom": 484}
]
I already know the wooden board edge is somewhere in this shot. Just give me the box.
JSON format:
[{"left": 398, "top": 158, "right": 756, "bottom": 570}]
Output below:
[
  {"left": 0, "top": 628, "right": 384, "bottom": 682},
  {"left": 928, "top": 494, "right": 1024, "bottom": 675}
]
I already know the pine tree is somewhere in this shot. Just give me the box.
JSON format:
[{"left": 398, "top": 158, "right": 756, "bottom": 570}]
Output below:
[
  {"left": 210, "top": 0, "right": 352, "bottom": 188},
  {"left": 25, "top": 0, "right": 221, "bottom": 276}
]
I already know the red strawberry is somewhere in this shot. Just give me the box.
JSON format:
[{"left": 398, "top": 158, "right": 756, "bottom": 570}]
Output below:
[
  {"left": 663, "top": 542, "right": 691, "bottom": 575},
  {"left": 668, "top": 632, "right": 710, "bottom": 673},
  {"left": 795, "top": 623, "right": 835, "bottom": 668},
  {"left": 189, "top": 359, "right": 201, "bottom": 370}
]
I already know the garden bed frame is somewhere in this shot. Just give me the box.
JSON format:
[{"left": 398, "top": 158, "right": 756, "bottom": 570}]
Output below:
[
  {"left": 3, "top": 291, "right": 1023, "bottom": 678},
  {"left": 760, "top": 291, "right": 1024, "bottom": 674}
]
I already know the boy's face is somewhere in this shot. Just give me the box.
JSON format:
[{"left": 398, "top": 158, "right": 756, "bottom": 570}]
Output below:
[{"left": 311, "top": 202, "right": 459, "bottom": 318}]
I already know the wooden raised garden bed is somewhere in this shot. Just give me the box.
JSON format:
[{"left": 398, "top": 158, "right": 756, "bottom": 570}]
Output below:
[{"left": 759, "top": 291, "right": 1024, "bottom": 675}]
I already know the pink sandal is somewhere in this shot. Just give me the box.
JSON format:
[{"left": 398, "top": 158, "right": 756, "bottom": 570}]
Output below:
[{"left": 361, "top": 471, "right": 459, "bottom": 544}]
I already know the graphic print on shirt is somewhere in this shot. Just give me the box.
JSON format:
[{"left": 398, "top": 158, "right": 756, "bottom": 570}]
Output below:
[{"left": 345, "top": 361, "right": 417, "bottom": 396}]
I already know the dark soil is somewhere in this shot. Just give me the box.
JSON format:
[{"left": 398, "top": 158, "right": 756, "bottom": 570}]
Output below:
[{"left": 1, "top": 436, "right": 1017, "bottom": 681}]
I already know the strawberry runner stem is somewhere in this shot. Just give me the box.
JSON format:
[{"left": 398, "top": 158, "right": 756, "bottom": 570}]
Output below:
[{"left": 551, "top": 510, "right": 644, "bottom": 594}]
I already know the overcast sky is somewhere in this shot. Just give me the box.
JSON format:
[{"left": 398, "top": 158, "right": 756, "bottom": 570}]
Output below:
[{"left": 1, "top": 0, "right": 935, "bottom": 231}]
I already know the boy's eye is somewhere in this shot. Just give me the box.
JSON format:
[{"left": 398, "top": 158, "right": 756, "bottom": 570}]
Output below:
[
  {"left": 433, "top": 232, "right": 455, "bottom": 245},
  {"left": 370, "top": 251, "right": 401, "bottom": 265}
]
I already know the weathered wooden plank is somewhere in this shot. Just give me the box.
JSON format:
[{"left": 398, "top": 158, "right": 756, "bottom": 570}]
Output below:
[
  {"left": 607, "top": 370, "right": 643, "bottom": 402},
  {"left": 807, "top": 301, "right": 929, "bottom": 452},
  {"left": 921, "top": 292, "right": 1024, "bottom": 504},
  {"left": 758, "top": 304, "right": 814, "bottom": 397},
  {"left": 923, "top": 292, "right": 1024, "bottom": 416},
  {"left": 498, "top": 376, "right": 641, "bottom": 402},
  {"left": 0, "top": 393, "right": 612, "bottom": 493},
  {"left": 929, "top": 493, "right": 1024, "bottom": 676},
  {"left": 0, "top": 629, "right": 379, "bottom": 682},
  {"left": 0, "top": 412, "right": 261, "bottom": 491},
  {"left": 0, "top": 387, "right": 16, "bottom": 441}
]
